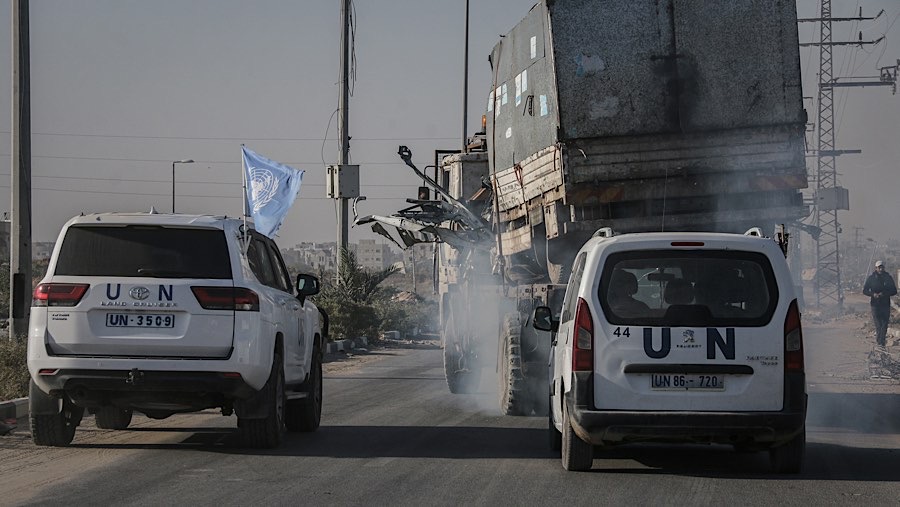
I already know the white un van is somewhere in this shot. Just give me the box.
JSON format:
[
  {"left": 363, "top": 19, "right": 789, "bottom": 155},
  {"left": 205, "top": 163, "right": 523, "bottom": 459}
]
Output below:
[{"left": 534, "top": 230, "right": 806, "bottom": 473}]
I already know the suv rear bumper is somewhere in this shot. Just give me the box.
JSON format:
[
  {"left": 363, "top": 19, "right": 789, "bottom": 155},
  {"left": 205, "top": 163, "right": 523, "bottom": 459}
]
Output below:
[
  {"left": 566, "top": 372, "right": 807, "bottom": 447},
  {"left": 32, "top": 369, "right": 258, "bottom": 413}
]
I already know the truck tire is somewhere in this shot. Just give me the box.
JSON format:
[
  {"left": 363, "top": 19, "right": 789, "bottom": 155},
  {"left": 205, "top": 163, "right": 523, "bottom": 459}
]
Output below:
[
  {"left": 286, "top": 347, "right": 322, "bottom": 432},
  {"left": 770, "top": 427, "right": 805, "bottom": 474},
  {"left": 239, "top": 353, "right": 286, "bottom": 449},
  {"left": 444, "top": 345, "right": 480, "bottom": 394},
  {"left": 94, "top": 407, "right": 133, "bottom": 430},
  {"left": 561, "top": 401, "right": 593, "bottom": 471},
  {"left": 30, "top": 381, "right": 83, "bottom": 447},
  {"left": 499, "top": 314, "right": 530, "bottom": 415}
]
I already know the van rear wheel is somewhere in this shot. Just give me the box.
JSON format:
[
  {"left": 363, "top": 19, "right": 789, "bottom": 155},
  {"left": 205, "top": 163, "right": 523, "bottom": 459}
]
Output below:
[
  {"left": 561, "top": 402, "right": 592, "bottom": 471},
  {"left": 770, "top": 427, "right": 805, "bottom": 474}
]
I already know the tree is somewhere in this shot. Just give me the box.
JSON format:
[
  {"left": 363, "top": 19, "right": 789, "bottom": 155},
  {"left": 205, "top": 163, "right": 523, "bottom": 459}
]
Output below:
[{"left": 314, "top": 248, "right": 398, "bottom": 340}]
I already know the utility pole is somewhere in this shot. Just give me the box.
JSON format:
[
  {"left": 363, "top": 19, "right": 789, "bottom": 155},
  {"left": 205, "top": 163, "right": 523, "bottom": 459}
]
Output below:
[
  {"left": 10, "top": 0, "right": 31, "bottom": 340},
  {"left": 798, "top": 4, "right": 896, "bottom": 312},
  {"left": 462, "top": 0, "right": 469, "bottom": 152},
  {"left": 327, "top": 0, "right": 359, "bottom": 280},
  {"left": 337, "top": 0, "right": 350, "bottom": 272}
]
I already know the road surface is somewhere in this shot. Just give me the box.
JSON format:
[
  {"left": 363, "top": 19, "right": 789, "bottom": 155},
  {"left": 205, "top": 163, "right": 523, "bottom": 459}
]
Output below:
[{"left": 1, "top": 316, "right": 899, "bottom": 506}]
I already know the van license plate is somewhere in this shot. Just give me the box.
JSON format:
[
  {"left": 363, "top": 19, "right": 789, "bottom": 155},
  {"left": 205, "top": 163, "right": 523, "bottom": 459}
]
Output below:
[
  {"left": 650, "top": 374, "right": 724, "bottom": 391},
  {"left": 106, "top": 313, "right": 174, "bottom": 328}
]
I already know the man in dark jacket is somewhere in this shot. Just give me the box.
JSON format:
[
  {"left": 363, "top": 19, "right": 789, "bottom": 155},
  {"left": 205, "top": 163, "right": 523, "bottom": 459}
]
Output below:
[{"left": 863, "top": 260, "right": 897, "bottom": 347}]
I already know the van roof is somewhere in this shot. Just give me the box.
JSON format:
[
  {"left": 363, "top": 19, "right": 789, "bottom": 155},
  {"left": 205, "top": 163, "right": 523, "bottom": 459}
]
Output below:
[{"left": 582, "top": 231, "right": 780, "bottom": 254}]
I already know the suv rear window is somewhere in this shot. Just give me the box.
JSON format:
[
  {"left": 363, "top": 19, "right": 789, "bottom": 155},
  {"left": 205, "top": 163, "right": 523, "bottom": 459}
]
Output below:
[
  {"left": 55, "top": 225, "right": 232, "bottom": 279},
  {"left": 598, "top": 250, "right": 778, "bottom": 327}
]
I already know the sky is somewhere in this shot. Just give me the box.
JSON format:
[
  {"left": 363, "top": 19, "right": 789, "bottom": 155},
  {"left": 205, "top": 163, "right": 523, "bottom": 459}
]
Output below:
[{"left": 0, "top": 0, "right": 898, "bottom": 251}]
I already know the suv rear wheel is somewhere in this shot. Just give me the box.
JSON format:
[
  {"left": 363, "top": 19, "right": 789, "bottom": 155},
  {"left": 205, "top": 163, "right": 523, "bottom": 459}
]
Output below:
[
  {"left": 94, "top": 407, "right": 133, "bottom": 430},
  {"left": 239, "top": 353, "right": 286, "bottom": 448},
  {"left": 286, "top": 346, "right": 322, "bottom": 432},
  {"left": 30, "top": 381, "right": 83, "bottom": 447}
]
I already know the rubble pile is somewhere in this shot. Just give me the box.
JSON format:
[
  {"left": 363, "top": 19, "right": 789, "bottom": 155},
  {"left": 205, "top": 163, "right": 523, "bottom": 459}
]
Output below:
[{"left": 868, "top": 347, "right": 900, "bottom": 381}]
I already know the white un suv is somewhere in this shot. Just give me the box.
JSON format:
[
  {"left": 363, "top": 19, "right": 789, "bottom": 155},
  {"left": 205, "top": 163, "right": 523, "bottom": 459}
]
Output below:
[
  {"left": 27, "top": 212, "right": 326, "bottom": 448},
  {"left": 534, "top": 230, "right": 806, "bottom": 473}
]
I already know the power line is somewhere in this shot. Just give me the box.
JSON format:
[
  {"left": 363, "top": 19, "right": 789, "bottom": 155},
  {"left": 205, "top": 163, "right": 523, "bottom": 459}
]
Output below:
[
  {"left": 0, "top": 171, "right": 423, "bottom": 187},
  {"left": 0, "top": 152, "right": 422, "bottom": 166},
  {"left": 0, "top": 183, "right": 414, "bottom": 200},
  {"left": 0, "top": 130, "right": 459, "bottom": 142}
]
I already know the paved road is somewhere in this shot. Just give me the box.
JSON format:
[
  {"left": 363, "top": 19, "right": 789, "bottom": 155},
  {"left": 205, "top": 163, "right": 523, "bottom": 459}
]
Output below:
[{"left": 1, "top": 318, "right": 899, "bottom": 506}]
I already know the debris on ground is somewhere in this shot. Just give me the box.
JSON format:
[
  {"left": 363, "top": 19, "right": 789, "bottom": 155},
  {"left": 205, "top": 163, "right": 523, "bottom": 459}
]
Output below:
[{"left": 867, "top": 347, "right": 900, "bottom": 381}]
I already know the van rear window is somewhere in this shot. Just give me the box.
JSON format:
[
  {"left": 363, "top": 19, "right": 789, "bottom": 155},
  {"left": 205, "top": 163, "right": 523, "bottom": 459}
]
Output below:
[
  {"left": 598, "top": 250, "right": 778, "bottom": 327},
  {"left": 55, "top": 225, "right": 232, "bottom": 279}
]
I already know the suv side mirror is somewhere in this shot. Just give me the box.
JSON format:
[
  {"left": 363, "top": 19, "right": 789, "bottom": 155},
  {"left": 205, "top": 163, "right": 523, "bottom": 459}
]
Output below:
[
  {"left": 296, "top": 274, "right": 320, "bottom": 304},
  {"left": 533, "top": 306, "right": 558, "bottom": 332}
]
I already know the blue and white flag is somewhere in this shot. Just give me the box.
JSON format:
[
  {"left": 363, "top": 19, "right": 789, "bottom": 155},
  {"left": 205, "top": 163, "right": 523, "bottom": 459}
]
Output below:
[{"left": 241, "top": 146, "right": 305, "bottom": 238}]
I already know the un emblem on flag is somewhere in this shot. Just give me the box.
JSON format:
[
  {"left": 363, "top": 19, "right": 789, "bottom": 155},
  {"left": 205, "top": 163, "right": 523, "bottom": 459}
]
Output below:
[{"left": 248, "top": 167, "right": 280, "bottom": 213}]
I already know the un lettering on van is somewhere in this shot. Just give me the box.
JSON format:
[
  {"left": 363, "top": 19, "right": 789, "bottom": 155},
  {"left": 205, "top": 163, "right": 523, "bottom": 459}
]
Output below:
[{"left": 643, "top": 328, "right": 735, "bottom": 360}]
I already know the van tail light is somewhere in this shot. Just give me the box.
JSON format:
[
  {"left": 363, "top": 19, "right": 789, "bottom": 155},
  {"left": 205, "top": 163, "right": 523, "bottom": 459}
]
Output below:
[
  {"left": 783, "top": 299, "right": 804, "bottom": 372},
  {"left": 573, "top": 297, "right": 594, "bottom": 371},
  {"left": 32, "top": 283, "right": 89, "bottom": 307},
  {"left": 191, "top": 287, "right": 259, "bottom": 312}
]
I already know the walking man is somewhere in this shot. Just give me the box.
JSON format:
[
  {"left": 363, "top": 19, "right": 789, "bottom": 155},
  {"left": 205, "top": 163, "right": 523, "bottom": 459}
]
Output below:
[{"left": 863, "top": 260, "right": 897, "bottom": 347}]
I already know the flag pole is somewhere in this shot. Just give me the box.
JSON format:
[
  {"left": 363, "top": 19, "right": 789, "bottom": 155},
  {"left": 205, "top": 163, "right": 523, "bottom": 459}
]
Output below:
[{"left": 241, "top": 144, "right": 250, "bottom": 253}]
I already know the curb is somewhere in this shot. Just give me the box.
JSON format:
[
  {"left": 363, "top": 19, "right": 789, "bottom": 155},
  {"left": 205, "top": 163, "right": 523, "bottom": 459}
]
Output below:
[
  {"left": 0, "top": 397, "right": 28, "bottom": 420},
  {"left": 325, "top": 337, "right": 368, "bottom": 354}
]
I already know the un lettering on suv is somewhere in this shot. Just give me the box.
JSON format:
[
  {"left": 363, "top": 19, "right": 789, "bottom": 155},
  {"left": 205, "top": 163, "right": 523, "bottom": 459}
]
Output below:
[{"left": 27, "top": 213, "right": 326, "bottom": 449}]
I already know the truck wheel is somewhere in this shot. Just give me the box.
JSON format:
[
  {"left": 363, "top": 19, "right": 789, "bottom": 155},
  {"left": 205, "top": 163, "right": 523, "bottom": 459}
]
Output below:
[
  {"left": 444, "top": 346, "right": 480, "bottom": 394},
  {"left": 30, "top": 381, "right": 83, "bottom": 447},
  {"left": 239, "top": 353, "right": 286, "bottom": 448},
  {"left": 770, "top": 427, "right": 805, "bottom": 474},
  {"left": 561, "top": 401, "right": 593, "bottom": 471},
  {"left": 94, "top": 407, "right": 133, "bottom": 430},
  {"left": 499, "top": 314, "right": 530, "bottom": 415},
  {"left": 286, "top": 347, "right": 322, "bottom": 432}
]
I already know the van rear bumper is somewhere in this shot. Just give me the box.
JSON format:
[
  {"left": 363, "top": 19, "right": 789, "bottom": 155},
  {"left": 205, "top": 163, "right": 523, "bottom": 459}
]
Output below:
[
  {"left": 566, "top": 372, "right": 807, "bottom": 447},
  {"left": 568, "top": 403, "right": 806, "bottom": 446}
]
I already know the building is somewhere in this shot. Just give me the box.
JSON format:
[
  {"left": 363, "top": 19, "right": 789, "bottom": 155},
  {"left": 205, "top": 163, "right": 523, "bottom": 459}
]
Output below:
[{"left": 353, "top": 239, "right": 390, "bottom": 271}]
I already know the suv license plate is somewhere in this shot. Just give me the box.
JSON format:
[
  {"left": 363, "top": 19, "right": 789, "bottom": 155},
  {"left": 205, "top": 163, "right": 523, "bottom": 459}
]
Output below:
[
  {"left": 650, "top": 374, "right": 725, "bottom": 391},
  {"left": 106, "top": 313, "right": 175, "bottom": 328}
]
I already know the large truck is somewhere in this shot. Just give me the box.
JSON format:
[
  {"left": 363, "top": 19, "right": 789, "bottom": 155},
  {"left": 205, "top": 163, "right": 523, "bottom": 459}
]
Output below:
[{"left": 356, "top": 0, "right": 808, "bottom": 415}]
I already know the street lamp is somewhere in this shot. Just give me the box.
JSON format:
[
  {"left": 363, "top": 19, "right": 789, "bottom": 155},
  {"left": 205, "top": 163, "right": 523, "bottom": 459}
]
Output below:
[{"left": 172, "top": 159, "right": 195, "bottom": 213}]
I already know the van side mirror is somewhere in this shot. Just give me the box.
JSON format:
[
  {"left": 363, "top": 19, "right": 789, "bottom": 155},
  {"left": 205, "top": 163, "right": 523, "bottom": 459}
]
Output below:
[
  {"left": 296, "top": 274, "right": 320, "bottom": 305},
  {"left": 533, "top": 306, "right": 558, "bottom": 332}
]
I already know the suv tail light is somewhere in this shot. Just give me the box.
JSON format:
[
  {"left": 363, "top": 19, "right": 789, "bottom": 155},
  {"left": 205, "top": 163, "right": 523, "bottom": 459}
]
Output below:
[
  {"left": 783, "top": 299, "right": 804, "bottom": 372},
  {"left": 191, "top": 287, "right": 260, "bottom": 311},
  {"left": 573, "top": 297, "right": 594, "bottom": 371},
  {"left": 32, "top": 283, "right": 89, "bottom": 307}
]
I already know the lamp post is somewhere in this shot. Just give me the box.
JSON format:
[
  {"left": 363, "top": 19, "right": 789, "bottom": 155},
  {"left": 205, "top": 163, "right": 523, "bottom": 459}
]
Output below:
[{"left": 172, "top": 159, "right": 195, "bottom": 213}]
